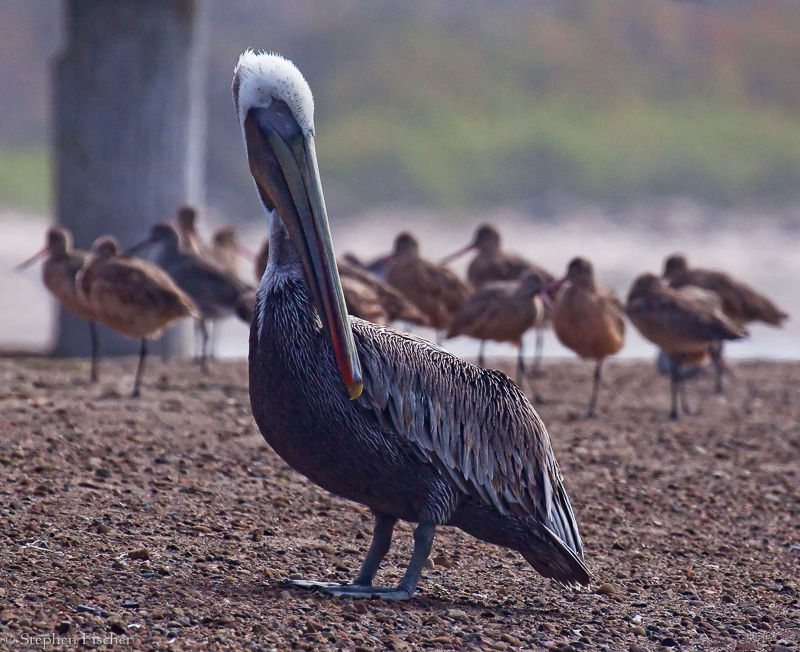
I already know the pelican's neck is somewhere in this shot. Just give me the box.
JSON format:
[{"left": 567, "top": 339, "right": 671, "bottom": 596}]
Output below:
[{"left": 264, "top": 210, "right": 304, "bottom": 286}]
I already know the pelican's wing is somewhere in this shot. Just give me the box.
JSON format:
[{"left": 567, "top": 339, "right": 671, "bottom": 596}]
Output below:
[{"left": 351, "top": 319, "right": 584, "bottom": 557}]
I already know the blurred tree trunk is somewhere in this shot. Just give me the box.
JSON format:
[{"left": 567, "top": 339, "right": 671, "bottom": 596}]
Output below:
[{"left": 52, "top": 0, "right": 207, "bottom": 358}]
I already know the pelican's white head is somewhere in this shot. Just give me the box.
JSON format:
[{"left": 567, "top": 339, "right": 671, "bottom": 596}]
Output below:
[{"left": 232, "top": 50, "right": 315, "bottom": 139}]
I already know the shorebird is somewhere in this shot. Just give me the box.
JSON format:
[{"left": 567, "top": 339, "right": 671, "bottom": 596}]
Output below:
[
  {"left": 662, "top": 253, "right": 788, "bottom": 392},
  {"left": 385, "top": 232, "right": 470, "bottom": 335},
  {"left": 128, "top": 223, "right": 255, "bottom": 372},
  {"left": 75, "top": 236, "right": 197, "bottom": 397},
  {"left": 233, "top": 50, "right": 589, "bottom": 600},
  {"left": 550, "top": 258, "right": 625, "bottom": 418},
  {"left": 626, "top": 273, "right": 747, "bottom": 419},
  {"left": 255, "top": 239, "right": 429, "bottom": 327},
  {"left": 175, "top": 205, "right": 207, "bottom": 258},
  {"left": 441, "top": 224, "right": 554, "bottom": 372},
  {"left": 16, "top": 226, "right": 102, "bottom": 381},
  {"left": 446, "top": 274, "right": 547, "bottom": 401}
]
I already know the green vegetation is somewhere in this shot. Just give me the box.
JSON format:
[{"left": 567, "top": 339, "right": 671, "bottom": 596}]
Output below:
[
  {"left": 0, "top": 147, "right": 50, "bottom": 213},
  {"left": 303, "top": 1, "right": 800, "bottom": 210}
]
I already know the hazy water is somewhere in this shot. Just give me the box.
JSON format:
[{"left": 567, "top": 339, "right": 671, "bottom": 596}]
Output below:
[{"left": 3, "top": 203, "right": 799, "bottom": 361}]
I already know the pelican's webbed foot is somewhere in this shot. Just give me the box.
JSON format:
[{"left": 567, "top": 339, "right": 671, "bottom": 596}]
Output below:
[{"left": 289, "top": 579, "right": 416, "bottom": 601}]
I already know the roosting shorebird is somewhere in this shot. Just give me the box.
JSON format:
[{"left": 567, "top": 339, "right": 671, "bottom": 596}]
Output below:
[
  {"left": 662, "top": 253, "right": 788, "bottom": 392},
  {"left": 175, "top": 205, "right": 207, "bottom": 258},
  {"left": 128, "top": 223, "right": 255, "bottom": 372},
  {"left": 441, "top": 224, "right": 554, "bottom": 371},
  {"left": 446, "top": 274, "right": 547, "bottom": 401},
  {"left": 550, "top": 258, "right": 625, "bottom": 418},
  {"left": 76, "top": 236, "right": 197, "bottom": 397},
  {"left": 385, "top": 232, "right": 470, "bottom": 335},
  {"left": 625, "top": 273, "right": 747, "bottom": 420},
  {"left": 255, "top": 240, "right": 429, "bottom": 327},
  {"left": 233, "top": 50, "right": 590, "bottom": 600},
  {"left": 16, "top": 226, "right": 102, "bottom": 382}
]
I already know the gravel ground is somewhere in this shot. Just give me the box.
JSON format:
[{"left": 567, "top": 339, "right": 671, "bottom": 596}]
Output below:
[{"left": 0, "top": 355, "right": 798, "bottom": 651}]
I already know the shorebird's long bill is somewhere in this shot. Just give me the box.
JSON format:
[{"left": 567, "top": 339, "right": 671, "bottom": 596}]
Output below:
[
  {"left": 14, "top": 247, "right": 48, "bottom": 271},
  {"left": 439, "top": 243, "right": 474, "bottom": 266},
  {"left": 244, "top": 102, "right": 363, "bottom": 400}
]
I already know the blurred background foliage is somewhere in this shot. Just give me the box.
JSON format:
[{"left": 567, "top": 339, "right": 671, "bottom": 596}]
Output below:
[{"left": 1, "top": 0, "right": 800, "bottom": 220}]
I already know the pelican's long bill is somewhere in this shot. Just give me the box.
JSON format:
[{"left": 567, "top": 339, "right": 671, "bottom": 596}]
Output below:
[{"left": 238, "top": 62, "right": 362, "bottom": 400}]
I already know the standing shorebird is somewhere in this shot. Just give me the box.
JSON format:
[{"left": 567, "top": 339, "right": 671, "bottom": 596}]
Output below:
[
  {"left": 446, "top": 274, "right": 547, "bottom": 402},
  {"left": 662, "top": 253, "right": 788, "bottom": 392},
  {"left": 550, "top": 258, "right": 625, "bottom": 418},
  {"left": 625, "top": 273, "right": 747, "bottom": 420},
  {"left": 175, "top": 205, "right": 207, "bottom": 258},
  {"left": 128, "top": 223, "right": 255, "bottom": 372},
  {"left": 16, "top": 227, "right": 102, "bottom": 381},
  {"left": 385, "top": 232, "right": 470, "bottom": 336},
  {"left": 234, "top": 51, "right": 590, "bottom": 599},
  {"left": 441, "top": 224, "right": 554, "bottom": 372},
  {"left": 75, "top": 236, "right": 197, "bottom": 397}
]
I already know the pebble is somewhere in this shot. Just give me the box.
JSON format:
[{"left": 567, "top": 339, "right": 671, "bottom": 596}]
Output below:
[
  {"left": 446, "top": 609, "right": 469, "bottom": 623},
  {"left": 128, "top": 548, "right": 151, "bottom": 561},
  {"left": 631, "top": 626, "right": 646, "bottom": 636},
  {"left": 597, "top": 583, "right": 616, "bottom": 595},
  {"left": 288, "top": 572, "right": 303, "bottom": 580},
  {"left": 278, "top": 591, "right": 292, "bottom": 599}
]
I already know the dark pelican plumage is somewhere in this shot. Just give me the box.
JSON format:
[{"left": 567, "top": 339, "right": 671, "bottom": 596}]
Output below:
[{"left": 233, "top": 50, "right": 590, "bottom": 600}]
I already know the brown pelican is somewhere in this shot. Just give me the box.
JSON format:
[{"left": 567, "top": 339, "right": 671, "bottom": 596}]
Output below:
[
  {"left": 445, "top": 274, "right": 547, "bottom": 402},
  {"left": 128, "top": 223, "right": 255, "bottom": 372},
  {"left": 626, "top": 273, "right": 747, "bottom": 419},
  {"left": 550, "top": 258, "right": 625, "bottom": 418},
  {"left": 16, "top": 226, "right": 101, "bottom": 382},
  {"left": 662, "top": 253, "right": 788, "bottom": 392},
  {"left": 440, "top": 224, "right": 554, "bottom": 373},
  {"left": 75, "top": 236, "right": 198, "bottom": 397},
  {"left": 233, "top": 50, "right": 590, "bottom": 599}
]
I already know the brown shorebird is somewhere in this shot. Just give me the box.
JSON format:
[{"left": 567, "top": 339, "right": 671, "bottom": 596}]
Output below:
[
  {"left": 626, "top": 273, "right": 747, "bottom": 419},
  {"left": 385, "top": 232, "right": 470, "bottom": 335},
  {"left": 234, "top": 50, "right": 590, "bottom": 600},
  {"left": 128, "top": 223, "right": 255, "bottom": 372},
  {"left": 440, "top": 223, "right": 554, "bottom": 371},
  {"left": 663, "top": 253, "right": 788, "bottom": 392},
  {"left": 210, "top": 225, "right": 256, "bottom": 278},
  {"left": 16, "top": 226, "right": 101, "bottom": 382},
  {"left": 175, "top": 205, "right": 207, "bottom": 258},
  {"left": 550, "top": 257, "right": 625, "bottom": 417},
  {"left": 446, "top": 274, "right": 547, "bottom": 401},
  {"left": 255, "top": 239, "right": 429, "bottom": 327},
  {"left": 76, "top": 236, "right": 197, "bottom": 397}
]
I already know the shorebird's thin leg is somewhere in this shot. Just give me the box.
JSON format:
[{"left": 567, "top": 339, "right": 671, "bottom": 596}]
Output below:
[
  {"left": 518, "top": 342, "right": 547, "bottom": 405},
  {"left": 516, "top": 339, "right": 525, "bottom": 386},
  {"left": 88, "top": 321, "right": 99, "bottom": 383},
  {"left": 532, "top": 329, "right": 545, "bottom": 375},
  {"left": 710, "top": 342, "right": 725, "bottom": 394},
  {"left": 292, "top": 521, "right": 436, "bottom": 601},
  {"left": 587, "top": 358, "right": 603, "bottom": 418},
  {"left": 199, "top": 319, "right": 210, "bottom": 374},
  {"left": 352, "top": 513, "right": 398, "bottom": 586},
  {"left": 669, "top": 360, "right": 680, "bottom": 421},
  {"left": 132, "top": 338, "right": 148, "bottom": 398},
  {"left": 477, "top": 340, "right": 486, "bottom": 368}
]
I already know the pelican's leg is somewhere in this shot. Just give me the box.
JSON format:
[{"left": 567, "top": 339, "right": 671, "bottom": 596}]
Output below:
[
  {"left": 477, "top": 340, "right": 486, "bottom": 368},
  {"left": 353, "top": 513, "right": 397, "bottom": 586},
  {"left": 199, "top": 319, "right": 210, "bottom": 374},
  {"left": 587, "top": 358, "right": 603, "bottom": 418},
  {"left": 131, "top": 338, "right": 147, "bottom": 398},
  {"left": 88, "top": 321, "right": 99, "bottom": 383},
  {"left": 293, "top": 521, "right": 436, "bottom": 601}
]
